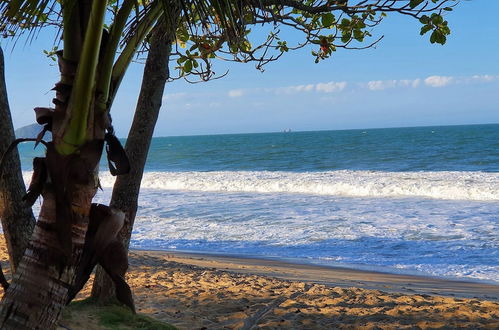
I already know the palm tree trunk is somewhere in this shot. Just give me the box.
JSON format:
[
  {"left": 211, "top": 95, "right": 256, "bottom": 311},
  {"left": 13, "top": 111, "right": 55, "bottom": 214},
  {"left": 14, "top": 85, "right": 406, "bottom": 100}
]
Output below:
[
  {"left": 0, "top": 150, "right": 100, "bottom": 329},
  {"left": 0, "top": 46, "right": 36, "bottom": 271},
  {"left": 91, "top": 20, "right": 172, "bottom": 301},
  {"left": 0, "top": 8, "right": 106, "bottom": 325}
]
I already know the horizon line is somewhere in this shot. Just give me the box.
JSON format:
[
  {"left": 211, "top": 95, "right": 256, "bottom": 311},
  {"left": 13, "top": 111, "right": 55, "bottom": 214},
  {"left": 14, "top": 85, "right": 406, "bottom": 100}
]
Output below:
[{"left": 147, "top": 122, "right": 499, "bottom": 139}]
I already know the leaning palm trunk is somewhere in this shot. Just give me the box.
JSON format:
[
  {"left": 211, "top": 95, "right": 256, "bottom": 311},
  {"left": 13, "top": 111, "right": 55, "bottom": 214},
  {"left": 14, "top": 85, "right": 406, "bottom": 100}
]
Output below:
[
  {"left": 0, "top": 46, "right": 36, "bottom": 272},
  {"left": 91, "top": 19, "right": 174, "bottom": 301}
]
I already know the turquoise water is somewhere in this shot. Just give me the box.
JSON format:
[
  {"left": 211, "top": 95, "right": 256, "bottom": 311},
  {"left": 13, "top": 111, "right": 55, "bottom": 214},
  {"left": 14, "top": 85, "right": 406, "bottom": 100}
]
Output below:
[
  {"left": 143, "top": 124, "right": 499, "bottom": 172},
  {"left": 18, "top": 124, "right": 499, "bottom": 172},
  {"left": 20, "top": 124, "right": 499, "bottom": 283}
]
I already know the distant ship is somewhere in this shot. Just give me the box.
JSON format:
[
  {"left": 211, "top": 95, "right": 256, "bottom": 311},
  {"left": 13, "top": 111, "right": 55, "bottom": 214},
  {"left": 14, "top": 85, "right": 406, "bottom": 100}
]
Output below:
[{"left": 283, "top": 128, "right": 292, "bottom": 133}]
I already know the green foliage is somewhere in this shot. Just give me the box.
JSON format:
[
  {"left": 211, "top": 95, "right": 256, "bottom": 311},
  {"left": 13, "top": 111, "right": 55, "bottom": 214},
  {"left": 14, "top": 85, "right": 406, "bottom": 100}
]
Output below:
[
  {"left": 42, "top": 46, "right": 59, "bottom": 62},
  {"left": 321, "top": 13, "right": 335, "bottom": 28},
  {"left": 57, "top": 0, "right": 108, "bottom": 155},
  {"left": 99, "top": 305, "right": 176, "bottom": 330},
  {"left": 410, "top": 0, "right": 425, "bottom": 8},
  {"left": 419, "top": 12, "right": 451, "bottom": 45},
  {"left": 0, "top": 0, "right": 457, "bottom": 124},
  {"left": 103, "top": 0, "right": 456, "bottom": 78},
  {"left": 63, "top": 298, "right": 177, "bottom": 330},
  {"left": 0, "top": 1, "right": 457, "bottom": 77}
]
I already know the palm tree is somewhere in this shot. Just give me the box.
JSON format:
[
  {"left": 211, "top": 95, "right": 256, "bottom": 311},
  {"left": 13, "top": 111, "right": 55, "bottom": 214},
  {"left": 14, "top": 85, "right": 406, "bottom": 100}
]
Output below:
[
  {"left": 0, "top": 46, "right": 36, "bottom": 273},
  {"left": 0, "top": 0, "right": 453, "bottom": 328},
  {"left": 0, "top": 1, "right": 271, "bottom": 327},
  {"left": 91, "top": 18, "right": 176, "bottom": 302}
]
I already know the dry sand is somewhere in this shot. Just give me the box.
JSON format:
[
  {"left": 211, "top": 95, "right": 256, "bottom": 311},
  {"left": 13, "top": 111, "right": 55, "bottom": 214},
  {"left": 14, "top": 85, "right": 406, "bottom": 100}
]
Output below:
[{"left": 1, "top": 236, "right": 498, "bottom": 329}]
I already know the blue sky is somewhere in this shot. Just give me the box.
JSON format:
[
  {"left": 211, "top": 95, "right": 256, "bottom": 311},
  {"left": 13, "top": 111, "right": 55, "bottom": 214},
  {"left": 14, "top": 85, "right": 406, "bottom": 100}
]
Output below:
[{"left": 3, "top": 0, "right": 499, "bottom": 137}]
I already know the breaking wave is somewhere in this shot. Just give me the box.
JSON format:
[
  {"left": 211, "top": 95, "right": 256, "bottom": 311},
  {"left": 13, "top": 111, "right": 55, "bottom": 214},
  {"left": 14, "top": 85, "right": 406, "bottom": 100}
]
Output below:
[{"left": 96, "top": 170, "right": 499, "bottom": 201}]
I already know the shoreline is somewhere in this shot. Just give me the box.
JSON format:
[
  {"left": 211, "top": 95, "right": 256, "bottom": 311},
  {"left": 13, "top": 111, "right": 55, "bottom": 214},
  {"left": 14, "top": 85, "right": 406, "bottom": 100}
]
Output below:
[
  {"left": 0, "top": 235, "right": 497, "bottom": 328},
  {"left": 131, "top": 248, "right": 499, "bottom": 301},
  {"left": 133, "top": 247, "right": 499, "bottom": 284},
  {"left": 121, "top": 248, "right": 498, "bottom": 329}
]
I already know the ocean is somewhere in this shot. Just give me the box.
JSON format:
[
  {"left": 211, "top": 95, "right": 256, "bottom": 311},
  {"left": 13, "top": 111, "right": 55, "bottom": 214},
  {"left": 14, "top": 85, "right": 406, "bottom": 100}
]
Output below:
[{"left": 19, "top": 124, "right": 499, "bottom": 283}]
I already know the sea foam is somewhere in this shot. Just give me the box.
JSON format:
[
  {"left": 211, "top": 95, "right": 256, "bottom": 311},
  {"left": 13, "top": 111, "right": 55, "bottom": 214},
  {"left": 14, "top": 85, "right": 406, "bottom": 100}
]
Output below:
[
  {"left": 93, "top": 170, "right": 499, "bottom": 201},
  {"left": 21, "top": 170, "right": 499, "bottom": 282}
]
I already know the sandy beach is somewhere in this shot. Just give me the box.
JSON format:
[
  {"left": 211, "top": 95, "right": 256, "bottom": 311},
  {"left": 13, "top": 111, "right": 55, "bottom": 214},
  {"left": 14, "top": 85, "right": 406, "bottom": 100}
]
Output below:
[{"left": 1, "top": 237, "right": 498, "bottom": 329}]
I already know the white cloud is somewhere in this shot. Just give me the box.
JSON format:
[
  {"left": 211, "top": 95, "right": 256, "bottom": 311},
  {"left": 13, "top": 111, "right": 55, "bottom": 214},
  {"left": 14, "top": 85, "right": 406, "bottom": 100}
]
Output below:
[
  {"left": 315, "top": 81, "right": 347, "bottom": 93},
  {"left": 301, "top": 84, "right": 315, "bottom": 92},
  {"left": 364, "top": 74, "right": 497, "bottom": 90},
  {"left": 469, "top": 74, "right": 499, "bottom": 83},
  {"left": 366, "top": 79, "right": 420, "bottom": 91},
  {"left": 274, "top": 84, "right": 315, "bottom": 94},
  {"left": 274, "top": 81, "right": 346, "bottom": 94},
  {"left": 222, "top": 74, "right": 497, "bottom": 99},
  {"left": 424, "top": 75, "right": 453, "bottom": 87},
  {"left": 367, "top": 80, "right": 396, "bottom": 91},
  {"left": 228, "top": 89, "right": 245, "bottom": 98}
]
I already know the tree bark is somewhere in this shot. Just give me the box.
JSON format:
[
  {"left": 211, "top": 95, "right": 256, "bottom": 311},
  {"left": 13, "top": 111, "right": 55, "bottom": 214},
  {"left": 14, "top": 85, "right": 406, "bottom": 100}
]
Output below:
[
  {"left": 0, "top": 46, "right": 36, "bottom": 271},
  {"left": 91, "top": 20, "right": 172, "bottom": 301},
  {"left": 0, "top": 31, "right": 104, "bottom": 329},
  {"left": 0, "top": 151, "right": 99, "bottom": 329}
]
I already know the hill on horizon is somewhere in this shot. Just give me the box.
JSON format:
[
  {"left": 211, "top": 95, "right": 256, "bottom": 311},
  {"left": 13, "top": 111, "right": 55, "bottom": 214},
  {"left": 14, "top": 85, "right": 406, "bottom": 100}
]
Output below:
[{"left": 15, "top": 123, "right": 51, "bottom": 140}]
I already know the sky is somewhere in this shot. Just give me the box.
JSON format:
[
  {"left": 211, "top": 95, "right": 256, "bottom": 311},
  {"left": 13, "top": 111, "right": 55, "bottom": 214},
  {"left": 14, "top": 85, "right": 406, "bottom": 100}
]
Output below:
[{"left": 2, "top": 0, "right": 499, "bottom": 137}]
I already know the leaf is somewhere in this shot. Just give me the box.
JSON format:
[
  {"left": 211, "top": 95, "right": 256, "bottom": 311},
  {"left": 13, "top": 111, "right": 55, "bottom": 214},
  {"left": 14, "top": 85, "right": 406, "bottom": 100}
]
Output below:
[
  {"left": 353, "top": 29, "right": 364, "bottom": 42},
  {"left": 419, "top": 15, "right": 430, "bottom": 24},
  {"left": 430, "top": 30, "right": 437, "bottom": 44},
  {"left": 341, "top": 31, "right": 352, "bottom": 43},
  {"left": 420, "top": 25, "right": 432, "bottom": 35},
  {"left": 243, "top": 12, "right": 254, "bottom": 22},
  {"left": 177, "top": 25, "right": 189, "bottom": 43},
  {"left": 432, "top": 14, "right": 443, "bottom": 25},
  {"left": 434, "top": 31, "right": 446, "bottom": 45},
  {"left": 184, "top": 59, "right": 192, "bottom": 73},
  {"left": 240, "top": 40, "right": 251, "bottom": 52},
  {"left": 441, "top": 25, "right": 451, "bottom": 34},
  {"left": 409, "top": 0, "right": 424, "bottom": 9},
  {"left": 321, "top": 13, "right": 334, "bottom": 27}
]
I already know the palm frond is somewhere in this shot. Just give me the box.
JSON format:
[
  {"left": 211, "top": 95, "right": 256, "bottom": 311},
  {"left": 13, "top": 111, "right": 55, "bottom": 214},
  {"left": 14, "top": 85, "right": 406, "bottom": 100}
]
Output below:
[{"left": 0, "top": 0, "right": 65, "bottom": 37}]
